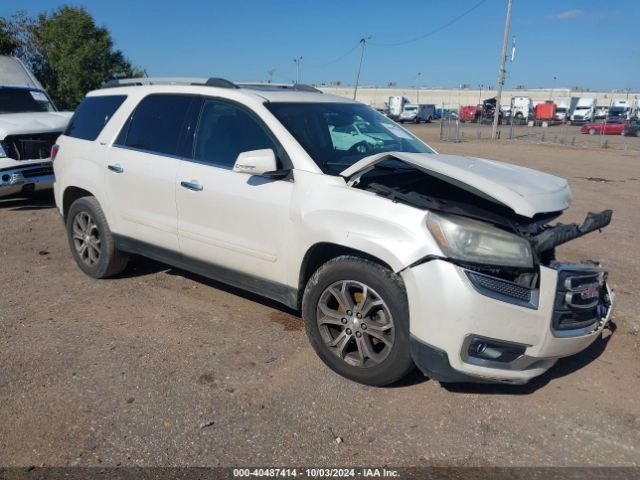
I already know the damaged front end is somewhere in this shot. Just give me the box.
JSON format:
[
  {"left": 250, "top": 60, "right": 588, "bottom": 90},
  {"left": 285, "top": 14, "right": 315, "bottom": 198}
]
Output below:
[
  {"left": 349, "top": 154, "right": 614, "bottom": 367},
  {"left": 344, "top": 153, "right": 612, "bottom": 277},
  {"left": 0, "top": 132, "right": 60, "bottom": 197},
  {"left": 346, "top": 153, "right": 616, "bottom": 383}
]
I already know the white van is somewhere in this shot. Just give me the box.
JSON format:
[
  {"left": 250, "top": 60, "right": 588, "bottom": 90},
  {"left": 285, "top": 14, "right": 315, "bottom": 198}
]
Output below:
[{"left": 398, "top": 104, "right": 436, "bottom": 123}]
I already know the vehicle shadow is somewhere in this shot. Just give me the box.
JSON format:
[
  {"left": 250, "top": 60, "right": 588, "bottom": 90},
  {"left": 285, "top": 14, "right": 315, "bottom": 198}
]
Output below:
[
  {"left": 0, "top": 191, "right": 56, "bottom": 211},
  {"left": 118, "top": 254, "right": 299, "bottom": 316},
  {"left": 441, "top": 322, "right": 616, "bottom": 395},
  {"left": 114, "top": 255, "right": 615, "bottom": 393}
]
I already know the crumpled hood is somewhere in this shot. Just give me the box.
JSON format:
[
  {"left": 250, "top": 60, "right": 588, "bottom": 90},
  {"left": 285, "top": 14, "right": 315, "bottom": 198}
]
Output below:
[
  {"left": 341, "top": 152, "right": 571, "bottom": 218},
  {"left": 0, "top": 111, "right": 72, "bottom": 138}
]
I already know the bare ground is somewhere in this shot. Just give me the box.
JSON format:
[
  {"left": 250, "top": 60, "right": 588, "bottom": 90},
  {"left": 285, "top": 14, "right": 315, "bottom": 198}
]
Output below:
[{"left": 0, "top": 126, "right": 638, "bottom": 467}]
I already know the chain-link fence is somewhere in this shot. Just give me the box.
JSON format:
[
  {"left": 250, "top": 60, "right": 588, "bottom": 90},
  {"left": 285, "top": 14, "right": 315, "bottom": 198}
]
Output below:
[{"left": 439, "top": 114, "right": 640, "bottom": 152}]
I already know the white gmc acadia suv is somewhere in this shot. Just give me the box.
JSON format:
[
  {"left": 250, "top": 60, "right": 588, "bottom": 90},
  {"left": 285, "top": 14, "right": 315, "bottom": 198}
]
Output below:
[{"left": 52, "top": 78, "right": 614, "bottom": 386}]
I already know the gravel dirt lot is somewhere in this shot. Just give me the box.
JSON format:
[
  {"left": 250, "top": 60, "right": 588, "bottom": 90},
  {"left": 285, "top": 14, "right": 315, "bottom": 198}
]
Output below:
[{"left": 1, "top": 126, "right": 639, "bottom": 468}]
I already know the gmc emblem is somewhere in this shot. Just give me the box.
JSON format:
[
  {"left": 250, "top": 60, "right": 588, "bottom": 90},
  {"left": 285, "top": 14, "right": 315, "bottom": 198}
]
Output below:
[{"left": 580, "top": 282, "right": 600, "bottom": 300}]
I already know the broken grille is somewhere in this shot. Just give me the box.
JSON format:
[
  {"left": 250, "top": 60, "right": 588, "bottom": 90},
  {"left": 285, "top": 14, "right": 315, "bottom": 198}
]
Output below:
[{"left": 1, "top": 132, "right": 61, "bottom": 160}]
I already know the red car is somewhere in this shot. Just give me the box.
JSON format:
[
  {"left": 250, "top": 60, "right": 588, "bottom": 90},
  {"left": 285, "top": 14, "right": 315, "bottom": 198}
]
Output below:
[
  {"left": 459, "top": 105, "right": 480, "bottom": 122},
  {"left": 581, "top": 120, "right": 628, "bottom": 135}
]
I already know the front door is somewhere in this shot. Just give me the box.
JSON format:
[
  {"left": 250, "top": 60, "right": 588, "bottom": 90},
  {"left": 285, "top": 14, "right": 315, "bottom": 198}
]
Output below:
[{"left": 176, "top": 98, "right": 294, "bottom": 292}]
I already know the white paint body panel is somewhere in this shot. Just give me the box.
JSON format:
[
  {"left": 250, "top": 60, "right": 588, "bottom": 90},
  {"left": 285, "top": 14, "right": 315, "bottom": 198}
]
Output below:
[
  {"left": 52, "top": 83, "right": 611, "bottom": 384},
  {"left": 342, "top": 152, "right": 571, "bottom": 217}
]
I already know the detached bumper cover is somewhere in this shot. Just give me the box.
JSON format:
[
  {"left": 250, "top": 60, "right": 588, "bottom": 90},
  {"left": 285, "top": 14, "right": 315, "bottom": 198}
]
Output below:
[
  {"left": 0, "top": 162, "right": 54, "bottom": 196},
  {"left": 402, "top": 259, "right": 614, "bottom": 384}
]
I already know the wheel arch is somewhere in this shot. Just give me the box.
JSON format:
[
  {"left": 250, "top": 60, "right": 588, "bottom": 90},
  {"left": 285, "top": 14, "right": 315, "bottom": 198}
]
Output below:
[
  {"left": 62, "top": 186, "right": 94, "bottom": 220},
  {"left": 297, "top": 242, "right": 396, "bottom": 309}
]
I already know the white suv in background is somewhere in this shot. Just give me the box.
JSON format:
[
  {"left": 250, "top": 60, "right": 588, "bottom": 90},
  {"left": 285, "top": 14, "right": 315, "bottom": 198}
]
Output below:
[{"left": 53, "top": 78, "right": 614, "bottom": 386}]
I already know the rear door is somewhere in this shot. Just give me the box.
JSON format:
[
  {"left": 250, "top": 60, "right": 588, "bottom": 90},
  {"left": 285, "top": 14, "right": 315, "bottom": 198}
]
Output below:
[
  {"left": 105, "top": 93, "right": 197, "bottom": 252},
  {"left": 175, "top": 97, "right": 294, "bottom": 291}
]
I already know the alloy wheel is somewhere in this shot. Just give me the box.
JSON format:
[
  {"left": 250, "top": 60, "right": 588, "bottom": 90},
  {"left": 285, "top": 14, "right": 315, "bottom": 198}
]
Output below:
[
  {"left": 72, "top": 211, "right": 101, "bottom": 267},
  {"left": 316, "top": 280, "right": 395, "bottom": 368}
]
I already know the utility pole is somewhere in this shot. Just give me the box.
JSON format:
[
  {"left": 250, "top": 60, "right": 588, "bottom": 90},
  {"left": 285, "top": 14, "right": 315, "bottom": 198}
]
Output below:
[
  {"left": 294, "top": 57, "right": 302, "bottom": 84},
  {"left": 416, "top": 72, "right": 422, "bottom": 103},
  {"left": 478, "top": 84, "right": 483, "bottom": 105},
  {"left": 491, "top": 0, "right": 513, "bottom": 140},
  {"left": 353, "top": 37, "right": 370, "bottom": 100},
  {"left": 267, "top": 69, "right": 275, "bottom": 84}
]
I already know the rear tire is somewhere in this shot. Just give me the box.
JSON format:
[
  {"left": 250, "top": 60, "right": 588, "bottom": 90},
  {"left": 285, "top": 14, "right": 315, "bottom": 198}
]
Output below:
[
  {"left": 66, "top": 196, "right": 129, "bottom": 279},
  {"left": 302, "top": 256, "right": 414, "bottom": 386}
]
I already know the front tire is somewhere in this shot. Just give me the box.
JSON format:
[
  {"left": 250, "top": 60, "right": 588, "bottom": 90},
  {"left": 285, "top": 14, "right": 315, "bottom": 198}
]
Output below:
[
  {"left": 66, "top": 196, "right": 129, "bottom": 279},
  {"left": 302, "top": 256, "right": 414, "bottom": 386}
]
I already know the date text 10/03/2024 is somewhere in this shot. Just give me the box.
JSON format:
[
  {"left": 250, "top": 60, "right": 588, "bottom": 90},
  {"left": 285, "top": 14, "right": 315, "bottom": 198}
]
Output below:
[{"left": 232, "top": 468, "right": 400, "bottom": 478}]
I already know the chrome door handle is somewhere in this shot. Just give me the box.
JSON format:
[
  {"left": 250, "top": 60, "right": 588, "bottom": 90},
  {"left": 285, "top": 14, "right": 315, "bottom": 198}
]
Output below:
[
  {"left": 107, "top": 164, "right": 124, "bottom": 173},
  {"left": 180, "top": 180, "right": 203, "bottom": 191}
]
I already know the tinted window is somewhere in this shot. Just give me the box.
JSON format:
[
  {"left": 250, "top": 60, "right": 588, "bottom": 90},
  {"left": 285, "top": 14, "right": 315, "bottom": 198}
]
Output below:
[
  {"left": 64, "top": 95, "right": 126, "bottom": 141},
  {"left": 194, "top": 99, "right": 278, "bottom": 168},
  {"left": 123, "top": 94, "right": 193, "bottom": 156},
  {"left": 266, "top": 102, "right": 433, "bottom": 175},
  {"left": 0, "top": 87, "right": 55, "bottom": 114}
]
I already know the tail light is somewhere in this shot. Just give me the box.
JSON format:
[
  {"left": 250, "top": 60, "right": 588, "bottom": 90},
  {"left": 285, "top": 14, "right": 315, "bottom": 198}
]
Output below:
[{"left": 50, "top": 144, "right": 60, "bottom": 162}]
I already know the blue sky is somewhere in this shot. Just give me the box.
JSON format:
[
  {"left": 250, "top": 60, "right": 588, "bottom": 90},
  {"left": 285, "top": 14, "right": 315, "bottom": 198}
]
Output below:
[{"left": 3, "top": 1, "right": 639, "bottom": 90}]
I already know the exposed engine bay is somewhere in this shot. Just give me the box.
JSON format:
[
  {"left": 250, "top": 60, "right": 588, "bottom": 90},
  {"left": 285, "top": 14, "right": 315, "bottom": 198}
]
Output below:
[{"left": 352, "top": 166, "right": 612, "bottom": 287}]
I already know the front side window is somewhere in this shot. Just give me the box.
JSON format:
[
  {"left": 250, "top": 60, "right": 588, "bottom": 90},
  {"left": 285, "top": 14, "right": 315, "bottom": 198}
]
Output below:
[
  {"left": 266, "top": 102, "right": 434, "bottom": 175},
  {"left": 122, "top": 94, "right": 194, "bottom": 156},
  {"left": 194, "top": 99, "right": 278, "bottom": 168},
  {"left": 0, "top": 87, "right": 56, "bottom": 114},
  {"left": 65, "top": 95, "right": 127, "bottom": 141}
]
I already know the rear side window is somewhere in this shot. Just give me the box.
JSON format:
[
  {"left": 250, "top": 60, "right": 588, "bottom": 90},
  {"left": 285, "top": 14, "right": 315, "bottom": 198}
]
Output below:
[
  {"left": 64, "top": 95, "right": 127, "bottom": 141},
  {"left": 120, "top": 94, "right": 193, "bottom": 156}
]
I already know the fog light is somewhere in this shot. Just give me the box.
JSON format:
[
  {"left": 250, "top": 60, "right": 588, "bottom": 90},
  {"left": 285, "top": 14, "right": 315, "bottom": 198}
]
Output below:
[
  {"left": 467, "top": 337, "right": 526, "bottom": 364},
  {"left": 474, "top": 342, "right": 487, "bottom": 355}
]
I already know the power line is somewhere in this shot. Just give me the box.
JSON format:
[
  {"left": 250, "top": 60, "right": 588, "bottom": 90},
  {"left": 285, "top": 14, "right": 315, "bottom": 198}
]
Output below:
[
  {"left": 369, "top": 0, "right": 487, "bottom": 47},
  {"left": 305, "top": 43, "right": 361, "bottom": 70}
]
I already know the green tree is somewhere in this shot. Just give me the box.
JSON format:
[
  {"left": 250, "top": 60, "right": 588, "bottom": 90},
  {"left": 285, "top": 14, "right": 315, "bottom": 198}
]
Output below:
[
  {"left": 32, "top": 6, "right": 141, "bottom": 109},
  {"left": 1, "top": 6, "right": 141, "bottom": 109},
  {"left": 0, "top": 18, "right": 19, "bottom": 55}
]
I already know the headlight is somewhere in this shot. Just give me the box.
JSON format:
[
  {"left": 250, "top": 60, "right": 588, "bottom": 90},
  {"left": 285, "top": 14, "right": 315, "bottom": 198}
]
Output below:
[{"left": 426, "top": 212, "right": 533, "bottom": 268}]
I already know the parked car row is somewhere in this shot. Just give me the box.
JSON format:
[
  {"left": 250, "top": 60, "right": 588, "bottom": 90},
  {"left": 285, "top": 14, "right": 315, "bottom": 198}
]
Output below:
[{"left": 456, "top": 95, "right": 640, "bottom": 128}]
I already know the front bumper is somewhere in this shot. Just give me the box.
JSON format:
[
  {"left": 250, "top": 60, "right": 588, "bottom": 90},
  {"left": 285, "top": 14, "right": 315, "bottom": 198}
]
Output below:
[
  {"left": 402, "top": 260, "right": 614, "bottom": 384},
  {"left": 0, "top": 162, "right": 54, "bottom": 197}
]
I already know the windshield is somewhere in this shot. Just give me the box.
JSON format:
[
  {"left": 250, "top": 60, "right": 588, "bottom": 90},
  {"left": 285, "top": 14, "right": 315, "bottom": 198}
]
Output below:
[
  {"left": 0, "top": 87, "right": 55, "bottom": 114},
  {"left": 404, "top": 107, "right": 417, "bottom": 112},
  {"left": 266, "top": 102, "right": 434, "bottom": 175}
]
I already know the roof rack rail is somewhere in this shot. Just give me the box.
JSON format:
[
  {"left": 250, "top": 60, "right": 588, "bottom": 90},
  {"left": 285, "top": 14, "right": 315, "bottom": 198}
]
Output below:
[
  {"left": 198, "top": 77, "right": 239, "bottom": 88},
  {"left": 102, "top": 77, "right": 238, "bottom": 89},
  {"left": 237, "top": 82, "right": 323, "bottom": 93}
]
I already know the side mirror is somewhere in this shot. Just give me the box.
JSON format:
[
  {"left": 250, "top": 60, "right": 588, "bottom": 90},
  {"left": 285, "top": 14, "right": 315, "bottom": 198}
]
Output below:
[{"left": 233, "top": 149, "right": 278, "bottom": 176}]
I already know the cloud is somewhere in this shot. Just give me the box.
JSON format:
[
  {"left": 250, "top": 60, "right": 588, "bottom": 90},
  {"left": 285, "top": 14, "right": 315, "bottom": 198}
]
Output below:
[{"left": 556, "top": 9, "right": 582, "bottom": 20}]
